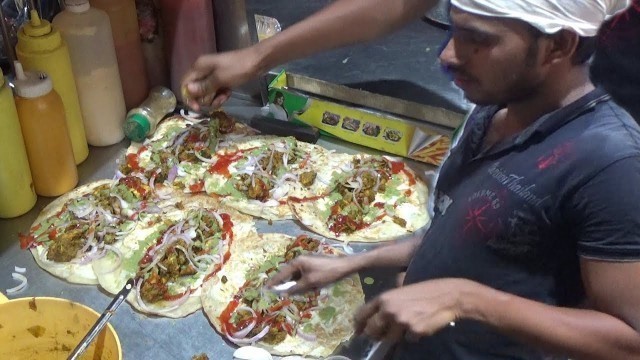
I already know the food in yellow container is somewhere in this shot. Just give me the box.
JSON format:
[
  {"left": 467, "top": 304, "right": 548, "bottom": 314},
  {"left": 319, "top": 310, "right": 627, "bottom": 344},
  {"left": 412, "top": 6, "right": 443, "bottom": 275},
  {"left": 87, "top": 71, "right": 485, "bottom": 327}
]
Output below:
[{"left": 0, "top": 293, "right": 122, "bottom": 360}]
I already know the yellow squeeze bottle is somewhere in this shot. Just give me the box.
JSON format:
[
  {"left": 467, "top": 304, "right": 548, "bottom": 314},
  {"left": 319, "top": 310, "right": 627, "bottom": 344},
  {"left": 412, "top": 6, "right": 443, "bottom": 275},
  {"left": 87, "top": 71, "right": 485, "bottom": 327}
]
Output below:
[
  {"left": 13, "top": 62, "right": 79, "bottom": 197},
  {"left": 16, "top": 10, "right": 89, "bottom": 164},
  {"left": 0, "top": 67, "right": 37, "bottom": 218}
]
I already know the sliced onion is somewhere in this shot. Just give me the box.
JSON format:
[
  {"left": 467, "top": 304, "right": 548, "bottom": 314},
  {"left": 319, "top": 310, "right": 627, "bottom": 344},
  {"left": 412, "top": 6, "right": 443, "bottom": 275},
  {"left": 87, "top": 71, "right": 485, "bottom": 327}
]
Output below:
[
  {"left": 179, "top": 108, "right": 206, "bottom": 121},
  {"left": 226, "top": 325, "right": 270, "bottom": 345},
  {"left": 139, "top": 250, "right": 166, "bottom": 273},
  {"left": 113, "top": 170, "right": 125, "bottom": 181},
  {"left": 271, "top": 183, "right": 289, "bottom": 201},
  {"left": 194, "top": 151, "right": 217, "bottom": 164},
  {"left": 167, "top": 165, "right": 178, "bottom": 183},
  {"left": 149, "top": 174, "right": 157, "bottom": 189},
  {"left": 14, "top": 266, "right": 26, "bottom": 273},
  {"left": 231, "top": 306, "right": 258, "bottom": 338},
  {"left": 341, "top": 243, "right": 355, "bottom": 255},
  {"left": 116, "top": 222, "right": 137, "bottom": 236},
  {"left": 69, "top": 202, "right": 95, "bottom": 218},
  {"left": 296, "top": 327, "right": 317, "bottom": 342},
  {"left": 210, "top": 211, "right": 224, "bottom": 229},
  {"left": 174, "top": 245, "right": 204, "bottom": 273},
  {"left": 135, "top": 279, "right": 191, "bottom": 314},
  {"left": 172, "top": 130, "right": 190, "bottom": 150},
  {"left": 6, "top": 273, "right": 28, "bottom": 295}
]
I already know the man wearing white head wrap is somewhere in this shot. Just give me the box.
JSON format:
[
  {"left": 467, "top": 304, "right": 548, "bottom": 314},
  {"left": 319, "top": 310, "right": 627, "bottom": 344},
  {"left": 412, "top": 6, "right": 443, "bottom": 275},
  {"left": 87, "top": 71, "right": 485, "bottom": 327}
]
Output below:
[
  {"left": 451, "top": 0, "right": 630, "bottom": 36},
  {"left": 183, "top": 1, "right": 640, "bottom": 359}
]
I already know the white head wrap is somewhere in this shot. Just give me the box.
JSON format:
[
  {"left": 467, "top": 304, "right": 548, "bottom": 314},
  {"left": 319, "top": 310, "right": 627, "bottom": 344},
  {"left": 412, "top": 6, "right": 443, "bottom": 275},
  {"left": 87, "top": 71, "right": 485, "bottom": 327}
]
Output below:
[{"left": 450, "top": 0, "right": 631, "bottom": 36}]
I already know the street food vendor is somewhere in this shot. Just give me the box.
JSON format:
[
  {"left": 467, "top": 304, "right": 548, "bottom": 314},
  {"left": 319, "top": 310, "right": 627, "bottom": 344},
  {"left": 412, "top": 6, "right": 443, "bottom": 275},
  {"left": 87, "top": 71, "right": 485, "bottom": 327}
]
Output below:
[{"left": 184, "top": 0, "right": 640, "bottom": 359}]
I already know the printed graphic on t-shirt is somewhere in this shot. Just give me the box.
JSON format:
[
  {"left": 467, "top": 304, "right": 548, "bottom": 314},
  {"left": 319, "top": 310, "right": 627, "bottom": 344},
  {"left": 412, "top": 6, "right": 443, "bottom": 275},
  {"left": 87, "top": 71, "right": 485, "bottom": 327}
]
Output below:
[{"left": 536, "top": 142, "right": 574, "bottom": 170}]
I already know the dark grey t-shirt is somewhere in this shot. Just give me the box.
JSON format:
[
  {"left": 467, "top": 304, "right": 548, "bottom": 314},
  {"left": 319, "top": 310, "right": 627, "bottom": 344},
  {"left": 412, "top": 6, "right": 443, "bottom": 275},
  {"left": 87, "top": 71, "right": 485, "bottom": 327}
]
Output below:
[{"left": 399, "top": 88, "right": 640, "bottom": 359}]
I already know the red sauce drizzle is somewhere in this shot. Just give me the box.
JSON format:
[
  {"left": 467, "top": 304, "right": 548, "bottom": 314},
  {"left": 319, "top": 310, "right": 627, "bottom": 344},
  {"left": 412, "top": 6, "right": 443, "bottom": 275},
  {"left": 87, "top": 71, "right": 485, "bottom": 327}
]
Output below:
[
  {"left": 126, "top": 153, "right": 142, "bottom": 172},
  {"left": 189, "top": 181, "right": 205, "bottom": 193},
  {"left": 19, "top": 233, "right": 37, "bottom": 250},
  {"left": 219, "top": 292, "right": 244, "bottom": 333},
  {"left": 289, "top": 195, "right": 325, "bottom": 203},
  {"left": 389, "top": 160, "right": 416, "bottom": 186},
  {"left": 120, "top": 176, "right": 148, "bottom": 198},
  {"left": 203, "top": 212, "right": 234, "bottom": 282},
  {"left": 373, "top": 202, "right": 385, "bottom": 209},
  {"left": 208, "top": 152, "right": 243, "bottom": 177}
]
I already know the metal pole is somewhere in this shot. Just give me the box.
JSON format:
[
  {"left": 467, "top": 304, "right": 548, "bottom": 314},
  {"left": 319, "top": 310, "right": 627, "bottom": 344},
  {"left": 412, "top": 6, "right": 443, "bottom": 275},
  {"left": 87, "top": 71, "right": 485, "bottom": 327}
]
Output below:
[{"left": 0, "top": 4, "right": 17, "bottom": 74}]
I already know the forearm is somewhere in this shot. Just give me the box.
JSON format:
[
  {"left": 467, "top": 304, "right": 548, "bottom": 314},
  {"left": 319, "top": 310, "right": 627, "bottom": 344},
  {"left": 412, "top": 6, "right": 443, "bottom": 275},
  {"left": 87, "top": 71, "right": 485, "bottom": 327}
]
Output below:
[
  {"left": 469, "top": 287, "right": 640, "bottom": 359},
  {"left": 253, "top": 0, "right": 436, "bottom": 74},
  {"left": 347, "top": 236, "right": 422, "bottom": 273}
]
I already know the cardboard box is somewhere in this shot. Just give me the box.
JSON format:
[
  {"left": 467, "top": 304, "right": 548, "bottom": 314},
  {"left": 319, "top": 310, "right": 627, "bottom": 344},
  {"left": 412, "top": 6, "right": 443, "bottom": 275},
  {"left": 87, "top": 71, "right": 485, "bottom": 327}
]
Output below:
[{"left": 266, "top": 71, "right": 464, "bottom": 166}]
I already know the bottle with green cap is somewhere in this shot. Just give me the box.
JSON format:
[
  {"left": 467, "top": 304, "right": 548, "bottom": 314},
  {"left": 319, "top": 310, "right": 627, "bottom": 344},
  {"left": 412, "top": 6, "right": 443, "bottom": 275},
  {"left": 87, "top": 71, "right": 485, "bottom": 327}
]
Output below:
[
  {"left": 124, "top": 86, "right": 177, "bottom": 142},
  {"left": 13, "top": 61, "right": 78, "bottom": 197},
  {"left": 15, "top": 9, "right": 89, "bottom": 164},
  {"left": 0, "top": 66, "right": 37, "bottom": 218}
]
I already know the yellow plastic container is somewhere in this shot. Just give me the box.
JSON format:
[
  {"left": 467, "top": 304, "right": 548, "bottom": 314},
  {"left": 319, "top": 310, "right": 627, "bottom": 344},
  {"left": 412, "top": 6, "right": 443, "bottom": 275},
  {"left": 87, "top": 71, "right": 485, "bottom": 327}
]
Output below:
[
  {"left": 16, "top": 10, "right": 89, "bottom": 164},
  {"left": 0, "top": 293, "right": 122, "bottom": 360},
  {"left": 13, "top": 62, "right": 78, "bottom": 197},
  {"left": 0, "top": 68, "right": 37, "bottom": 218}
]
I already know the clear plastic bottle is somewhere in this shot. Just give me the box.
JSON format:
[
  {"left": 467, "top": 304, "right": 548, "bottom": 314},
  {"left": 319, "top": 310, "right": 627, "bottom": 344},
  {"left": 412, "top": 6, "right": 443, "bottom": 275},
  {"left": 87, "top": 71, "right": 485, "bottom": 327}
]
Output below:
[
  {"left": 123, "top": 86, "right": 177, "bottom": 142},
  {"left": 0, "top": 67, "right": 37, "bottom": 218},
  {"left": 16, "top": 10, "right": 89, "bottom": 164},
  {"left": 13, "top": 62, "right": 78, "bottom": 197},
  {"left": 89, "top": 0, "right": 150, "bottom": 110},
  {"left": 53, "top": 0, "right": 127, "bottom": 146}
]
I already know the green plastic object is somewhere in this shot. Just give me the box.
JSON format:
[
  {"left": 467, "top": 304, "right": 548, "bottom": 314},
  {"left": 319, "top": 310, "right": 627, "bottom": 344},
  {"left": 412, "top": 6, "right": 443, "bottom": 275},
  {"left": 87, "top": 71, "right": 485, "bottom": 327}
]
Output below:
[{"left": 124, "top": 113, "right": 151, "bottom": 143}]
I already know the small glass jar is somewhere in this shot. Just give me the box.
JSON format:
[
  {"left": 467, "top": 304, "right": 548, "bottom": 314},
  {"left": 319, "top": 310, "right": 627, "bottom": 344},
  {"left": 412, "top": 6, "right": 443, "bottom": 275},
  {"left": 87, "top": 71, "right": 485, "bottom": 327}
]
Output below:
[{"left": 123, "top": 86, "right": 177, "bottom": 142}]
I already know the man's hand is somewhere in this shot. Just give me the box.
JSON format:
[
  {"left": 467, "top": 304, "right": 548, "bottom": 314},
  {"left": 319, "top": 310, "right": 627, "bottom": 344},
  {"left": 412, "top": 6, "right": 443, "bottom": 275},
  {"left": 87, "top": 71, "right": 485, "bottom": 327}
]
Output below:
[
  {"left": 181, "top": 47, "right": 262, "bottom": 111},
  {"left": 265, "top": 255, "right": 355, "bottom": 294},
  {"left": 355, "top": 278, "right": 486, "bottom": 342}
]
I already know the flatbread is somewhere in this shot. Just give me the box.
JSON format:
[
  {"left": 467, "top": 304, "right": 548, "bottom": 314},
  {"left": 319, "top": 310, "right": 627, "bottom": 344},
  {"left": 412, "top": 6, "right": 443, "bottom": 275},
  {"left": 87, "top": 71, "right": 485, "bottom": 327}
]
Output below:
[
  {"left": 92, "top": 194, "right": 258, "bottom": 318},
  {"left": 23, "top": 177, "right": 179, "bottom": 285},
  {"left": 289, "top": 155, "right": 430, "bottom": 242},
  {"left": 204, "top": 137, "right": 350, "bottom": 220},
  {"left": 201, "top": 233, "right": 364, "bottom": 357},
  {"left": 121, "top": 112, "right": 258, "bottom": 194}
]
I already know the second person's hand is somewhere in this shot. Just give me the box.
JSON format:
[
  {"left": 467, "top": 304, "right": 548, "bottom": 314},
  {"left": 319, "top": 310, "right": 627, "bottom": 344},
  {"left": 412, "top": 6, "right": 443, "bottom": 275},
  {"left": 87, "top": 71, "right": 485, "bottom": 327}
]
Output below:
[
  {"left": 181, "top": 46, "right": 263, "bottom": 111},
  {"left": 265, "top": 255, "right": 355, "bottom": 294}
]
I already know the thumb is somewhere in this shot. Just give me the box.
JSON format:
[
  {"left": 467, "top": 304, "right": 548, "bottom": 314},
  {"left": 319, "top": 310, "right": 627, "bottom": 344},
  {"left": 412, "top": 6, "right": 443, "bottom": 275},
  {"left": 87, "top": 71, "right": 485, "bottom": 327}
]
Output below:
[{"left": 265, "top": 263, "right": 299, "bottom": 288}]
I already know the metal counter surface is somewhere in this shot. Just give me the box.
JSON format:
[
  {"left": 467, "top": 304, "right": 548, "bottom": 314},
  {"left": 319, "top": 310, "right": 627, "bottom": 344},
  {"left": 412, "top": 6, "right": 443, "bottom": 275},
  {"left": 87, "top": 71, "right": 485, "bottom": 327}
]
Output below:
[{"left": 0, "top": 106, "right": 438, "bottom": 360}]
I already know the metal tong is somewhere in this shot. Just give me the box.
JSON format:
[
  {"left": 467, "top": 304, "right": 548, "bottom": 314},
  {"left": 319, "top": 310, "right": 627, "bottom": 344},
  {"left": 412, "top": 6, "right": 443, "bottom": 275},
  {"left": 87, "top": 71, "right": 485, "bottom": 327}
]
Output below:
[{"left": 67, "top": 278, "right": 135, "bottom": 360}]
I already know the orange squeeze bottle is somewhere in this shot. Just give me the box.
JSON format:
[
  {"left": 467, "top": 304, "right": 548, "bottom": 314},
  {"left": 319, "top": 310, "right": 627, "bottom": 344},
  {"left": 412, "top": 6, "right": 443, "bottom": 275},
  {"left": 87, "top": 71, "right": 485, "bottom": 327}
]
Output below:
[{"left": 13, "top": 62, "right": 78, "bottom": 197}]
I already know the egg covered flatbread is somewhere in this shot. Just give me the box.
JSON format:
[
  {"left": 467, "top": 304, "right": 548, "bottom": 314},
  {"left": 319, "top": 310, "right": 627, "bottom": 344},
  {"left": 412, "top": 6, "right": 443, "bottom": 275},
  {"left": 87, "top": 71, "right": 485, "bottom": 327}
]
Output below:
[
  {"left": 92, "top": 194, "right": 257, "bottom": 318},
  {"left": 120, "top": 111, "right": 257, "bottom": 194},
  {"left": 203, "top": 136, "right": 352, "bottom": 220},
  {"left": 201, "top": 233, "right": 364, "bottom": 358},
  {"left": 20, "top": 176, "right": 177, "bottom": 284},
  {"left": 289, "top": 155, "right": 430, "bottom": 242}
]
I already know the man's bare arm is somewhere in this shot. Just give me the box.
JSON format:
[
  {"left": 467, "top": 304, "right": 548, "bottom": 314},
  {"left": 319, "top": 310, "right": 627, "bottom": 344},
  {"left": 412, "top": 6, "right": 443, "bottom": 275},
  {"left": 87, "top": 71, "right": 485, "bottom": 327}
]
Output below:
[
  {"left": 254, "top": 0, "right": 438, "bottom": 74},
  {"left": 470, "top": 259, "right": 640, "bottom": 359}
]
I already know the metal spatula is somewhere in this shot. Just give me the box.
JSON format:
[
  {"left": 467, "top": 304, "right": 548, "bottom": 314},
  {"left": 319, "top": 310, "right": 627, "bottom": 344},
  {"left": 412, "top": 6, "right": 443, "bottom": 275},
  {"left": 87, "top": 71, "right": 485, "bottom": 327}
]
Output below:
[{"left": 67, "top": 278, "right": 135, "bottom": 360}]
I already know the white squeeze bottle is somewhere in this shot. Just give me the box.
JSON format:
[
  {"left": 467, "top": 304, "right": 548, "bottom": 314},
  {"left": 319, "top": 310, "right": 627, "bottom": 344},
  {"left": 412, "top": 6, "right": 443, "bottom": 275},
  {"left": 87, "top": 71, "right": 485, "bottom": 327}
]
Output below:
[{"left": 53, "top": 0, "right": 127, "bottom": 146}]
